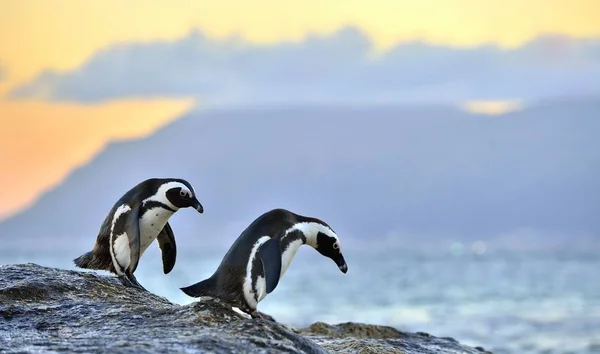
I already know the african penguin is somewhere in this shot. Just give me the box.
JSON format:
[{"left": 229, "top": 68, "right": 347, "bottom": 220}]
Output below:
[
  {"left": 180, "top": 208, "right": 348, "bottom": 319},
  {"left": 73, "top": 178, "right": 204, "bottom": 290}
]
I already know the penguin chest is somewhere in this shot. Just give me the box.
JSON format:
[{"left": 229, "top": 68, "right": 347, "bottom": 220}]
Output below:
[{"left": 138, "top": 207, "right": 174, "bottom": 255}]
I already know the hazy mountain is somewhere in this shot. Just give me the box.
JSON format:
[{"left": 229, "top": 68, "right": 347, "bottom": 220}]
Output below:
[{"left": 1, "top": 100, "right": 598, "bottom": 260}]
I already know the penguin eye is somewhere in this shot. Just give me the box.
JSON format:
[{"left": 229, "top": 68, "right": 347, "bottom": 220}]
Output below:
[
  {"left": 179, "top": 190, "right": 188, "bottom": 198},
  {"left": 333, "top": 242, "right": 339, "bottom": 250}
]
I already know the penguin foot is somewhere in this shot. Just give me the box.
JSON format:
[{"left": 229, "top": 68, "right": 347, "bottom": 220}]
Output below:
[
  {"left": 118, "top": 274, "right": 134, "bottom": 287},
  {"left": 250, "top": 310, "right": 276, "bottom": 322},
  {"left": 118, "top": 274, "right": 148, "bottom": 292},
  {"left": 127, "top": 274, "right": 148, "bottom": 292}
]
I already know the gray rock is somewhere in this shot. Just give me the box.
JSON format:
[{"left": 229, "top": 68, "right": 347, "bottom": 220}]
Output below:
[{"left": 0, "top": 264, "right": 492, "bottom": 354}]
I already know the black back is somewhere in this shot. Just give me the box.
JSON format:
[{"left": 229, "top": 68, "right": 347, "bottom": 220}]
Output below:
[
  {"left": 217, "top": 208, "right": 329, "bottom": 267},
  {"left": 209, "top": 209, "right": 329, "bottom": 294}
]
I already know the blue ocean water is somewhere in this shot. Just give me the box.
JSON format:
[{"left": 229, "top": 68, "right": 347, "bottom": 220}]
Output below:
[
  {"left": 3, "top": 246, "right": 598, "bottom": 354},
  {"left": 248, "top": 248, "right": 599, "bottom": 354}
]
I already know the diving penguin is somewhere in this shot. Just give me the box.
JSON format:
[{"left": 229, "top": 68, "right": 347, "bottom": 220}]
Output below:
[
  {"left": 73, "top": 177, "right": 204, "bottom": 290},
  {"left": 180, "top": 208, "right": 348, "bottom": 319}
]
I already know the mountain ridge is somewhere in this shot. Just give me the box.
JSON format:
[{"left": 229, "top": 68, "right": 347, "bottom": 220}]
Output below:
[{"left": 1, "top": 100, "right": 598, "bottom": 257}]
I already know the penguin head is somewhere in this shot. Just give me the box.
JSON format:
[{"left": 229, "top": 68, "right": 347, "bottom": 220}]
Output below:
[
  {"left": 315, "top": 231, "right": 348, "bottom": 274},
  {"left": 289, "top": 215, "right": 349, "bottom": 274},
  {"left": 158, "top": 179, "right": 204, "bottom": 213}
]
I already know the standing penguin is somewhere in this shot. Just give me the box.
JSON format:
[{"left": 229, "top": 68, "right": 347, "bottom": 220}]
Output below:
[
  {"left": 180, "top": 208, "right": 348, "bottom": 319},
  {"left": 73, "top": 178, "right": 204, "bottom": 290}
]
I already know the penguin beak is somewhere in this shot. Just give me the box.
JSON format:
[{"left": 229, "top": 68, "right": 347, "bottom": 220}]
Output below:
[
  {"left": 192, "top": 198, "right": 204, "bottom": 213},
  {"left": 336, "top": 255, "right": 348, "bottom": 274}
]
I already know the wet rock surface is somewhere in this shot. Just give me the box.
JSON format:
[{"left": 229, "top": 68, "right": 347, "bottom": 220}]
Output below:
[{"left": 0, "top": 264, "right": 492, "bottom": 353}]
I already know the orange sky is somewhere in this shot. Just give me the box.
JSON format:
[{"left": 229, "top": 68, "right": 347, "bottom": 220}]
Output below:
[
  {"left": 0, "top": 0, "right": 599, "bottom": 219},
  {"left": 2, "top": 0, "right": 599, "bottom": 84},
  {"left": 0, "top": 99, "right": 194, "bottom": 219}
]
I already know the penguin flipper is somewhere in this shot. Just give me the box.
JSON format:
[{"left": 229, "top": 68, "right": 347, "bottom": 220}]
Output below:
[
  {"left": 125, "top": 204, "right": 142, "bottom": 274},
  {"left": 157, "top": 222, "right": 177, "bottom": 274},
  {"left": 257, "top": 236, "right": 282, "bottom": 294}
]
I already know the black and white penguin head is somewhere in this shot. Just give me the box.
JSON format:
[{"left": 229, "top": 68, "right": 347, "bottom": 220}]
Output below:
[
  {"left": 145, "top": 178, "right": 204, "bottom": 213},
  {"left": 295, "top": 221, "right": 348, "bottom": 274}
]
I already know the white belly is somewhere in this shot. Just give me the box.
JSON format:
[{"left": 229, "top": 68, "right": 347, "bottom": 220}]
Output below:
[{"left": 138, "top": 207, "right": 174, "bottom": 256}]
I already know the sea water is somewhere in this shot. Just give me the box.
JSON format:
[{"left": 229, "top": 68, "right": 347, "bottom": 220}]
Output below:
[{"left": 3, "top": 246, "right": 598, "bottom": 354}]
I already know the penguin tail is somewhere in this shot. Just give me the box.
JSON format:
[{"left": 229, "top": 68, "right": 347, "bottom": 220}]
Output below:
[
  {"left": 180, "top": 276, "right": 217, "bottom": 298},
  {"left": 73, "top": 251, "right": 103, "bottom": 270}
]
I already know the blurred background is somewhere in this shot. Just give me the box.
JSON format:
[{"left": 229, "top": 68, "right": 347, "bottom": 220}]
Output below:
[{"left": 1, "top": 1, "right": 599, "bottom": 353}]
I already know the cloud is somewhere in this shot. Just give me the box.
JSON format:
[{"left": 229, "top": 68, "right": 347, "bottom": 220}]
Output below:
[{"left": 7, "top": 27, "right": 600, "bottom": 104}]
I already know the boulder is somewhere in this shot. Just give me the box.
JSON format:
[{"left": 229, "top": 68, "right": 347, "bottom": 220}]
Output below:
[{"left": 0, "top": 264, "right": 492, "bottom": 354}]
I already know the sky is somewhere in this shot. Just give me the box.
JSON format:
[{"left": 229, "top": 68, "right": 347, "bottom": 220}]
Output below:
[{"left": 0, "top": 0, "right": 599, "bottom": 219}]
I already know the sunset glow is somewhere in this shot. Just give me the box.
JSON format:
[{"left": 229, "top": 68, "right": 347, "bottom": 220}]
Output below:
[
  {"left": 1, "top": 0, "right": 599, "bottom": 85},
  {"left": 0, "top": 98, "right": 194, "bottom": 219},
  {"left": 460, "top": 100, "right": 526, "bottom": 115}
]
